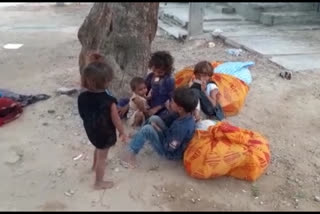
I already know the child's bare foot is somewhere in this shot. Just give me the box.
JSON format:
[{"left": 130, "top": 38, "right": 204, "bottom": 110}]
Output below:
[
  {"left": 94, "top": 181, "right": 114, "bottom": 190},
  {"left": 120, "top": 151, "right": 137, "bottom": 169},
  {"left": 128, "top": 131, "right": 137, "bottom": 138}
]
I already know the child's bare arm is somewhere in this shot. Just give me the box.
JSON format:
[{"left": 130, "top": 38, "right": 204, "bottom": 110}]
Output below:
[
  {"left": 111, "top": 103, "right": 128, "bottom": 142},
  {"left": 208, "top": 89, "right": 219, "bottom": 106}
]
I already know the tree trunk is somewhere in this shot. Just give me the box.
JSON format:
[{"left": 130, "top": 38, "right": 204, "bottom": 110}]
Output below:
[{"left": 78, "top": 3, "right": 159, "bottom": 97}]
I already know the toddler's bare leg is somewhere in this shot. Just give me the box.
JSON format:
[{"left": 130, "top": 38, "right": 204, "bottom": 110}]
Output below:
[
  {"left": 91, "top": 149, "right": 97, "bottom": 171},
  {"left": 132, "top": 111, "right": 144, "bottom": 127},
  {"left": 94, "top": 148, "right": 114, "bottom": 190}
]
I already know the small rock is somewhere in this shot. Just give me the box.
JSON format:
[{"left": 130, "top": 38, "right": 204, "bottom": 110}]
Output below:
[
  {"left": 242, "top": 189, "right": 247, "bottom": 193},
  {"left": 260, "top": 201, "right": 264, "bottom": 205},
  {"left": 208, "top": 42, "right": 215, "bottom": 48},
  {"left": 114, "top": 168, "right": 120, "bottom": 172},
  {"left": 191, "top": 198, "right": 196, "bottom": 203},
  {"left": 279, "top": 71, "right": 292, "bottom": 80},
  {"left": 197, "top": 198, "right": 201, "bottom": 202},
  {"left": 48, "top": 110, "right": 55, "bottom": 114},
  {"left": 314, "top": 196, "right": 320, "bottom": 202},
  {"left": 156, "top": 194, "right": 160, "bottom": 198},
  {"left": 255, "top": 197, "right": 259, "bottom": 200},
  {"left": 42, "top": 122, "right": 49, "bottom": 126},
  {"left": 161, "top": 187, "right": 167, "bottom": 193},
  {"left": 169, "top": 194, "right": 175, "bottom": 199},
  {"left": 190, "top": 188, "right": 194, "bottom": 192},
  {"left": 74, "top": 133, "right": 80, "bottom": 136},
  {"left": 295, "top": 198, "right": 299, "bottom": 203},
  {"left": 72, "top": 154, "right": 83, "bottom": 161},
  {"left": 56, "top": 87, "right": 78, "bottom": 95},
  {"left": 64, "top": 189, "right": 75, "bottom": 197},
  {"left": 5, "top": 151, "right": 21, "bottom": 164},
  {"left": 64, "top": 192, "right": 72, "bottom": 197},
  {"left": 56, "top": 116, "right": 63, "bottom": 120}
]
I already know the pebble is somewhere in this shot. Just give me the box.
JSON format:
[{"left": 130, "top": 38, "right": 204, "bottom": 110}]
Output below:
[
  {"left": 42, "top": 122, "right": 49, "bottom": 126},
  {"left": 208, "top": 42, "right": 216, "bottom": 48},
  {"left": 48, "top": 110, "right": 55, "bottom": 114},
  {"left": 191, "top": 198, "right": 196, "bottom": 203},
  {"left": 56, "top": 87, "right": 78, "bottom": 95},
  {"left": 169, "top": 194, "right": 175, "bottom": 199},
  {"left": 5, "top": 151, "right": 21, "bottom": 164},
  {"left": 114, "top": 168, "right": 120, "bottom": 172},
  {"left": 314, "top": 196, "right": 320, "bottom": 202},
  {"left": 64, "top": 189, "right": 75, "bottom": 197},
  {"left": 57, "top": 116, "right": 63, "bottom": 120},
  {"left": 197, "top": 198, "right": 201, "bottom": 202},
  {"left": 260, "top": 201, "right": 264, "bottom": 205},
  {"left": 161, "top": 187, "right": 167, "bottom": 193},
  {"left": 242, "top": 189, "right": 247, "bottom": 193},
  {"left": 190, "top": 188, "right": 194, "bottom": 192}
]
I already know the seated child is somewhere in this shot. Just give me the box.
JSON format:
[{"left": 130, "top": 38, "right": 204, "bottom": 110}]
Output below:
[
  {"left": 121, "top": 87, "right": 198, "bottom": 167},
  {"left": 127, "top": 77, "right": 150, "bottom": 127},
  {"left": 190, "top": 61, "right": 225, "bottom": 121},
  {"left": 145, "top": 51, "right": 175, "bottom": 119},
  {"left": 117, "top": 51, "right": 175, "bottom": 120}
]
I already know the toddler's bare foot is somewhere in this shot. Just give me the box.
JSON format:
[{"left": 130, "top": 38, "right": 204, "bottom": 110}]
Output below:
[
  {"left": 120, "top": 151, "right": 137, "bottom": 169},
  {"left": 94, "top": 181, "right": 114, "bottom": 190}
]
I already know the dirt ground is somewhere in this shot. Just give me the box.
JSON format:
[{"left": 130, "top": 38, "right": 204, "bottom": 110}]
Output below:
[{"left": 0, "top": 4, "right": 320, "bottom": 211}]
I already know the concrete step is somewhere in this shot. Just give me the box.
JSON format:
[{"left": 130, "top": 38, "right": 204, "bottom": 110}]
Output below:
[
  {"left": 260, "top": 11, "right": 320, "bottom": 26},
  {"left": 227, "top": 2, "right": 317, "bottom": 22},
  {"left": 157, "top": 19, "right": 188, "bottom": 40},
  {"left": 160, "top": 6, "right": 245, "bottom": 29}
]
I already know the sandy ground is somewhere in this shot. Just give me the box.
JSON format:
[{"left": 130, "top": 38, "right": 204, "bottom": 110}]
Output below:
[{"left": 0, "top": 4, "right": 320, "bottom": 211}]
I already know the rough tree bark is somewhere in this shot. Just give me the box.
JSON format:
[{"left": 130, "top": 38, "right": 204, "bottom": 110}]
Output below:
[{"left": 78, "top": 3, "right": 159, "bottom": 97}]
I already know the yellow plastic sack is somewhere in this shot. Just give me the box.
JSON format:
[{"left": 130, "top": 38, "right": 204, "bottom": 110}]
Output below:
[
  {"left": 213, "top": 73, "right": 249, "bottom": 117},
  {"left": 184, "top": 122, "right": 270, "bottom": 181},
  {"left": 174, "top": 61, "right": 249, "bottom": 117}
]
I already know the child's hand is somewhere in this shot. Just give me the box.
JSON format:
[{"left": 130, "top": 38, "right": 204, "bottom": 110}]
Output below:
[
  {"left": 147, "top": 107, "right": 158, "bottom": 117},
  {"left": 119, "top": 133, "right": 129, "bottom": 144},
  {"left": 146, "top": 89, "right": 152, "bottom": 100}
]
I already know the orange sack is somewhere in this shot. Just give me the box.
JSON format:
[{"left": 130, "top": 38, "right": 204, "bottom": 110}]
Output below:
[
  {"left": 174, "top": 61, "right": 249, "bottom": 117},
  {"left": 183, "top": 122, "right": 270, "bottom": 181}
]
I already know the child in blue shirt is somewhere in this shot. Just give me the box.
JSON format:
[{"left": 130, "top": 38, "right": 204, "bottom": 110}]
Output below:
[
  {"left": 145, "top": 51, "right": 175, "bottom": 119},
  {"left": 121, "top": 87, "right": 198, "bottom": 167},
  {"left": 118, "top": 51, "right": 175, "bottom": 120}
]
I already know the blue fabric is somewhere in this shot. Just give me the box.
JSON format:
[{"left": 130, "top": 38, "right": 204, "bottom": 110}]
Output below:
[
  {"left": 117, "top": 98, "right": 130, "bottom": 107},
  {"left": 129, "top": 115, "right": 196, "bottom": 160},
  {"left": 163, "top": 115, "right": 195, "bottom": 160},
  {"left": 145, "top": 73, "right": 175, "bottom": 108},
  {"left": 214, "top": 62, "right": 254, "bottom": 85}
]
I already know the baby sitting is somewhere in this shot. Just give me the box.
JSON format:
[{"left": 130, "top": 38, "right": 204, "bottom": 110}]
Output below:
[{"left": 127, "top": 77, "right": 150, "bottom": 127}]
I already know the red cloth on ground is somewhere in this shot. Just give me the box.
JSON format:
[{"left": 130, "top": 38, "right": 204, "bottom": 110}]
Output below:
[{"left": 0, "top": 98, "right": 23, "bottom": 127}]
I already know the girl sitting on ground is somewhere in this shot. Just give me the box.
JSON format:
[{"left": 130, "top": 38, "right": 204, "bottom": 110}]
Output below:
[
  {"left": 127, "top": 77, "right": 150, "bottom": 127},
  {"left": 189, "top": 61, "right": 225, "bottom": 121},
  {"left": 118, "top": 51, "right": 175, "bottom": 120}
]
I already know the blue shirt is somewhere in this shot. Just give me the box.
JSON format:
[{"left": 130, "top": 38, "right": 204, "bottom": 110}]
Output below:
[
  {"left": 162, "top": 114, "right": 196, "bottom": 160},
  {"left": 145, "top": 73, "right": 175, "bottom": 108}
]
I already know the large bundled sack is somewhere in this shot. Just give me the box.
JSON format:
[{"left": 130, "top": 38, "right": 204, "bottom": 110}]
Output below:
[
  {"left": 184, "top": 122, "right": 270, "bottom": 181},
  {"left": 174, "top": 61, "right": 249, "bottom": 116},
  {"left": 212, "top": 73, "right": 249, "bottom": 116}
]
